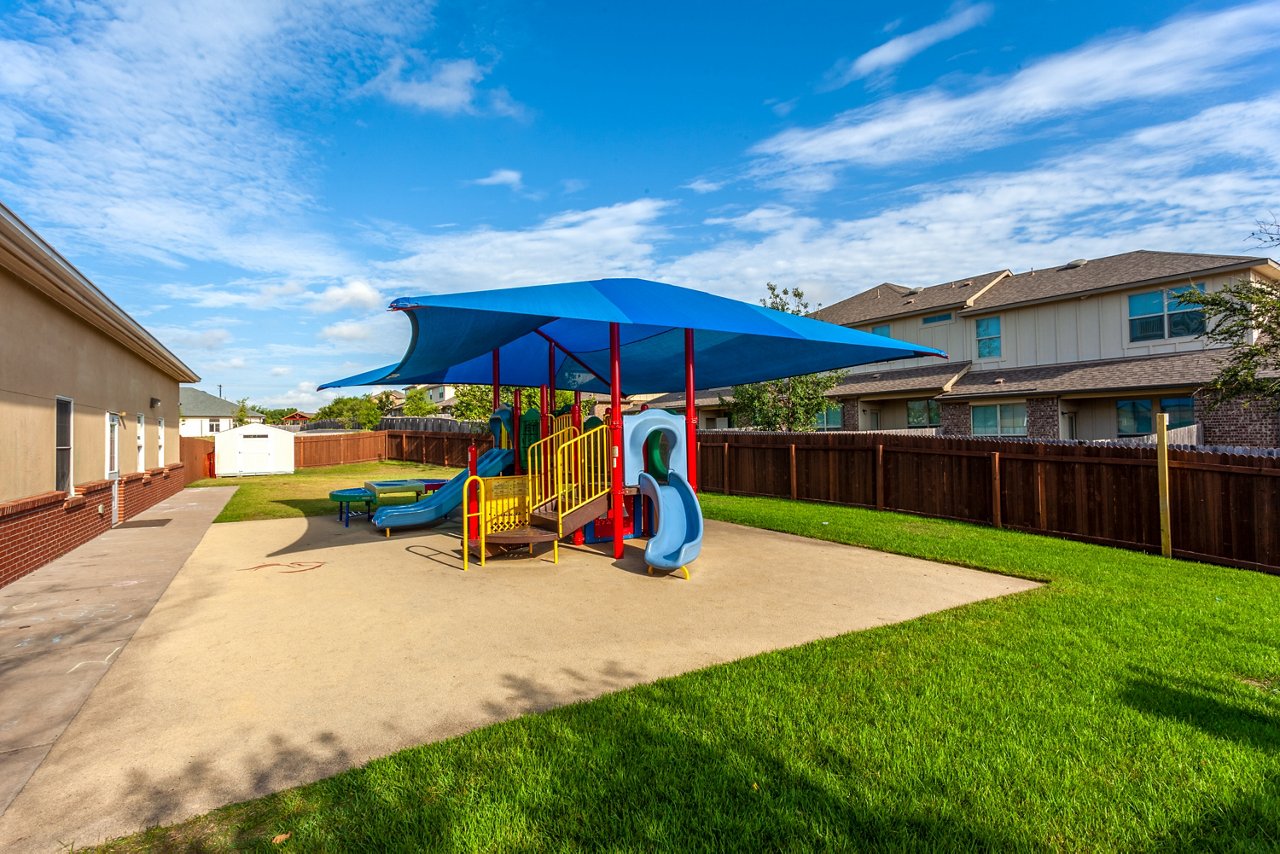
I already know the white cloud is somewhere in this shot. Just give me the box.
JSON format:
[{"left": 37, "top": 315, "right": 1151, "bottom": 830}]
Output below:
[
  {"left": 378, "top": 199, "right": 671, "bottom": 291},
  {"left": 366, "top": 55, "right": 525, "bottom": 117},
  {"left": 824, "top": 3, "right": 992, "bottom": 88},
  {"left": 0, "top": 1, "right": 428, "bottom": 278},
  {"left": 149, "top": 325, "right": 233, "bottom": 352},
  {"left": 320, "top": 311, "right": 407, "bottom": 349},
  {"left": 470, "top": 168, "right": 524, "bottom": 190},
  {"left": 560, "top": 178, "right": 588, "bottom": 194},
  {"left": 683, "top": 178, "right": 725, "bottom": 194},
  {"left": 755, "top": 1, "right": 1280, "bottom": 188},
  {"left": 309, "top": 279, "right": 386, "bottom": 312},
  {"left": 673, "top": 95, "right": 1280, "bottom": 306},
  {"left": 269, "top": 366, "right": 292, "bottom": 377},
  {"left": 258, "top": 381, "right": 340, "bottom": 410}
]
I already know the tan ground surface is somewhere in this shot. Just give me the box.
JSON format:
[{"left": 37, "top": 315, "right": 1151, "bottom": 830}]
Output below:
[{"left": 0, "top": 513, "right": 1038, "bottom": 852}]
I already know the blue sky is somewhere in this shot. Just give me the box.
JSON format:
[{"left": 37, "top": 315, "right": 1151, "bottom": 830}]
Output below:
[{"left": 2, "top": 0, "right": 1278, "bottom": 408}]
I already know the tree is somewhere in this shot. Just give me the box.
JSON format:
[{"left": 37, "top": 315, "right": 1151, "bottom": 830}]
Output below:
[
  {"left": 401, "top": 387, "right": 440, "bottom": 417},
  {"left": 451, "top": 385, "right": 595, "bottom": 421},
  {"left": 372, "top": 390, "right": 399, "bottom": 414},
  {"left": 232, "top": 398, "right": 250, "bottom": 427},
  {"left": 725, "top": 283, "right": 841, "bottom": 431},
  {"left": 1181, "top": 278, "right": 1280, "bottom": 411},
  {"left": 314, "top": 395, "right": 382, "bottom": 430}
]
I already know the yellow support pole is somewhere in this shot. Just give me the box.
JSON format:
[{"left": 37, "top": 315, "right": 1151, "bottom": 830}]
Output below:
[{"left": 1156, "top": 412, "right": 1171, "bottom": 558}]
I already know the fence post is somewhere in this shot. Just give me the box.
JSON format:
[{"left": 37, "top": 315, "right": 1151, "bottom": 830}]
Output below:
[
  {"left": 990, "top": 451, "right": 1002, "bottom": 528},
  {"left": 723, "top": 443, "right": 730, "bottom": 495},
  {"left": 1035, "top": 459, "right": 1047, "bottom": 530},
  {"left": 789, "top": 443, "right": 797, "bottom": 500},
  {"left": 875, "top": 444, "right": 885, "bottom": 510},
  {"left": 1157, "top": 413, "right": 1172, "bottom": 557}
]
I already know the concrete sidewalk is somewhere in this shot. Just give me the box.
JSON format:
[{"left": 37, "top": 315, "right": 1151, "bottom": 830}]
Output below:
[
  {"left": 0, "top": 487, "right": 234, "bottom": 818},
  {"left": 0, "top": 512, "right": 1038, "bottom": 852}
]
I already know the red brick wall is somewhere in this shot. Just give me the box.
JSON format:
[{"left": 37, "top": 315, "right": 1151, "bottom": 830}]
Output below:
[
  {"left": 0, "top": 462, "right": 186, "bottom": 589},
  {"left": 940, "top": 401, "right": 971, "bottom": 436},
  {"left": 1026, "top": 397, "right": 1061, "bottom": 440},
  {"left": 1196, "top": 394, "right": 1280, "bottom": 448}
]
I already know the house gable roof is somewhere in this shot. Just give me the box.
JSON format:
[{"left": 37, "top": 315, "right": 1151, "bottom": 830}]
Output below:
[
  {"left": 970, "top": 250, "right": 1273, "bottom": 313},
  {"left": 828, "top": 361, "right": 971, "bottom": 398},
  {"left": 179, "top": 387, "right": 265, "bottom": 418},
  {"left": 810, "top": 271, "right": 1008, "bottom": 327}
]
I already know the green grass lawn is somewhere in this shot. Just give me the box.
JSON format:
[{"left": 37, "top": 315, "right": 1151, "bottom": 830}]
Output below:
[
  {"left": 190, "top": 460, "right": 459, "bottom": 523},
  {"left": 99, "top": 492, "right": 1279, "bottom": 852}
]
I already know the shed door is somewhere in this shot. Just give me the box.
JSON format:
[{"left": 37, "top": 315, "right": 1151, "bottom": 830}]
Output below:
[{"left": 238, "top": 433, "right": 274, "bottom": 474}]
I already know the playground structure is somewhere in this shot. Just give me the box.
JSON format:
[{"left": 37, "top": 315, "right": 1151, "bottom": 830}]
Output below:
[{"left": 320, "top": 277, "right": 945, "bottom": 577}]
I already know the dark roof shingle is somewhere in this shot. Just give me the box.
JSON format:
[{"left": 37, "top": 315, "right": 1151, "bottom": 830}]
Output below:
[
  {"left": 971, "top": 250, "right": 1267, "bottom": 312},
  {"left": 937, "top": 350, "right": 1233, "bottom": 400},
  {"left": 828, "top": 361, "right": 969, "bottom": 397},
  {"left": 811, "top": 271, "right": 1007, "bottom": 327},
  {"left": 179, "top": 387, "right": 264, "bottom": 417}
]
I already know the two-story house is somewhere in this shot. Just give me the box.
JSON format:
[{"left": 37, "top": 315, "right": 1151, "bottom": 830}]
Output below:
[{"left": 813, "top": 251, "right": 1280, "bottom": 446}]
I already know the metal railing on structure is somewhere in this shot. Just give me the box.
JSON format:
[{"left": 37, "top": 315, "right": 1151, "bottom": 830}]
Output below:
[
  {"left": 527, "top": 426, "right": 580, "bottom": 513},
  {"left": 546, "top": 424, "right": 611, "bottom": 536}
]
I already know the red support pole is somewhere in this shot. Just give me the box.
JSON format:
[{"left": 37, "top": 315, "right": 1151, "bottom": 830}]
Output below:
[
  {"left": 491, "top": 349, "right": 501, "bottom": 413},
  {"left": 467, "top": 443, "right": 479, "bottom": 541},
  {"left": 684, "top": 327, "right": 698, "bottom": 492},
  {"left": 572, "top": 391, "right": 582, "bottom": 431},
  {"left": 511, "top": 388, "right": 522, "bottom": 475},
  {"left": 610, "top": 322, "right": 624, "bottom": 560},
  {"left": 548, "top": 341, "right": 557, "bottom": 417},
  {"left": 539, "top": 384, "right": 549, "bottom": 438}
]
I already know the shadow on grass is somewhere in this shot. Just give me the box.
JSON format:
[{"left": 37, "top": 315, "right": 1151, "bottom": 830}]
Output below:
[
  {"left": 1122, "top": 672, "right": 1280, "bottom": 850},
  {"left": 236, "top": 663, "right": 1047, "bottom": 852},
  {"left": 1121, "top": 673, "right": 1279, "bottom": 753}
]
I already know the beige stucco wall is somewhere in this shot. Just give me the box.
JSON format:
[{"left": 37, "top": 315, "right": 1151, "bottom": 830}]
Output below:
[{"left": 0, "top": 268, "right": 182, "bottom": 502}]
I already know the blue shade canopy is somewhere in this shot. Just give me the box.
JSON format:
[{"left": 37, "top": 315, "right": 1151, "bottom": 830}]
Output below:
[{"left": 320, "top": 278, "right": 946, "bottom": 395}]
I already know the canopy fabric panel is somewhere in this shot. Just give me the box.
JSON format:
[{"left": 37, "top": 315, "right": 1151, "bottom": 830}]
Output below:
[{"left": 320, "top": 278, "right": 946, "bottom": 395}]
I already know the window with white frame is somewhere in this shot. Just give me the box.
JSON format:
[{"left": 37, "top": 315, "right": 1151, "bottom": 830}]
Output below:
[
  {"left": 922, "top": 312, "right": 953, "bottom": 325},
  {"left": 906, "top": 399, "right": 941, "bottom": 427},
  {"left": 55, "top": 397, "right": 73, "bottom": 493},
  {"left": 870, "top": 323, "right": 890, "bottom": 337},
  {"left": 975, "top": 316, "right": 1001, "bottom": 359},
  {"left": 971, "top": 403, "right": 1027, "bottom": 436},
  {"left": 209, "top": 418, "right": 222, "bottom": 433},
  {"left": 1127, "top": 284, "right": 1206, "bottom": 342},
  {"left": 157, "top": 417, "right": 165, "bottom": 466}
]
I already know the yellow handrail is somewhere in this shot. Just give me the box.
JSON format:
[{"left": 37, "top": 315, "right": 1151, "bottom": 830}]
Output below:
[
  {"left": 462, "top": 474, "right": 535, "bottom": 570},
  {"left": 549, "top": 424, "right": 611, "bottom": 535},
  {"left": 527, "top": 425, "right": 579, "bottom": 512},
  {"left": 552, "top": 412, "right": 575, "bottom": 435}
]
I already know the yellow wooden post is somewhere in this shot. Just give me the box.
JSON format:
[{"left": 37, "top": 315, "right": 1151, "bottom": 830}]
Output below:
[{"left": 1156, "top": 412, "right": 1172, "bottom": 558}]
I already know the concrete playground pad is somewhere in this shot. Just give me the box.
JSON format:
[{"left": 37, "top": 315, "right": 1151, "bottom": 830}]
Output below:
[{"left": 0, "top": 514, "right": 1039, "bottom": 851}]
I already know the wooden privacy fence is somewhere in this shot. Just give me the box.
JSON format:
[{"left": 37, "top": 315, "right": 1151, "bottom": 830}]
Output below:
[
  {"left": 178, "top": 436, "right": 215, "bottom": 485},
  {"left": 384, "top": 430, "right": 493, "bottom": 467},
  {"left": 294, "top": 432, "right": 388, "bottom": 468},
  {"left": 698, "top": 431, "right": 1279, "bottom": 574}
]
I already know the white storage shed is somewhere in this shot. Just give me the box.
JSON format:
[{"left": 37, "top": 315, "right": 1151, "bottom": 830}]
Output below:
[{"left": 213, "top": 424, "right": 295, "bottom": 477}]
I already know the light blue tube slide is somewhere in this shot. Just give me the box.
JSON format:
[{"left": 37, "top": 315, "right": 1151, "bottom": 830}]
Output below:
[
  {"left": 374, "top": 448, "right": 513, "bottom": 531},
  {"left": 637, "top": 469, "right": 703, "bottom": 573}
]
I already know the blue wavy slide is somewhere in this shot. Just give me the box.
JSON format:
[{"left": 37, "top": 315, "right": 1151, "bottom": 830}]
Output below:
[
  {"left": 637, "top": 469, "right": 703, "bottom": 576},
  {"left": 374, "top": 448, "right": 513, "bottom": 531}
]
